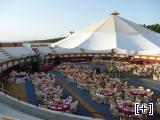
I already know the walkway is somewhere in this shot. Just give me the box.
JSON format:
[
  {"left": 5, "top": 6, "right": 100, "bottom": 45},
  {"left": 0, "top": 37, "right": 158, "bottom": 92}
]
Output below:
[
  {"left": 117, "top": 71, "right": 160, "bottom": 97},
  {"left": 24, "top": 79, "right": 37, "bottom": 105},
  {"left": 53, "top": 70, "right": 119, "bottom": 120}
]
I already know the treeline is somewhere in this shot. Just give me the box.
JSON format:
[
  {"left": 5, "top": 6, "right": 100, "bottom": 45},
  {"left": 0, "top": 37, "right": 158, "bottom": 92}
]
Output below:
[
  {"left": 31, "top": 36, "right": 66, "bottom": 43},
  {"left": 143, "top": 24, "right": 160, "bottom": 33}
]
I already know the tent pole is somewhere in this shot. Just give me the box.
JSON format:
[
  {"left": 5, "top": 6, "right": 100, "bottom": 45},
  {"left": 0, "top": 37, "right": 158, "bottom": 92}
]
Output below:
[{"left": 111, "top": 49, "right": 114, "bottom": 71}]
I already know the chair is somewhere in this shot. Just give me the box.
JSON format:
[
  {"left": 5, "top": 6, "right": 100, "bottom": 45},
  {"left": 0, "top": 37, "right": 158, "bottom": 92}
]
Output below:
[
  {"left": 36, "top": 90, "right": 42, "bottom": 102},
  {"left": 115, "top": 92, "right": 121, "bottom": 98},
  {"left": 143, "top": 96, "right": 149, "bottom": 103},
  {"left": 51, "top": 79, "right": 55, "bottom": 84},
  {"left": 146, "top": 89, "right": 151, "bottom": 93},
  {"left": 58, "top": 88, "right": 63, "bottom": 97},
  {"left": 53, "top": 94, "right": 60, "bottom": 101},
  {"left": 43, "top": 98, "right": 48, "bottom": 105},
  {"left": 90, "top": 91, "right": 96, "bottom": 101},
  {"left": 124, "top": 96, "right": 131, "bottom": 101},
  {"left": 113, "top": 87, "right": 117, "bottom": 93},
  {"left": 156, "top": 102, "right": 160, "bottom": 113},
  {"left": 124, "top": 91, "right": 129, "bottom": 98},
  {"left": 135, "top": 96, "right": 141, "bottom": 103},
  {"left": 138, "top": 86, "right": 144, "bottom": 91},
  {"left": 110, "top": 102, "right": 116, "bottom": 112},
  {"left": 112, "top": 108, "right": 120, "bottom": 116},
  {"left": 81, "top": 84, "right": 87, "bottom": 90},
  {"left": 96, "top": 93, "right": 104, "bottom": 104},
  {"left": 147, "top": 92, "right": 153, "bottom": 97},
  {"left": 153, "top": 74, "right": 158, "bottom": 81},
  {"left": 66, "top": 96, "right": 73, "bottom": 103},
  {"left": 71, "top": 101, "right": 79, "bottom": 113},
  {"left": 56, "top": 85, "right": 61, "bottom": 90}
]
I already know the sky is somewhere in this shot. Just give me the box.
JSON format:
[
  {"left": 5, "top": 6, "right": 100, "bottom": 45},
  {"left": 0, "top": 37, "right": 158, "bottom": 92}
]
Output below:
[{"left": 0, "top": 0, "right": 160, "bottom": 41}]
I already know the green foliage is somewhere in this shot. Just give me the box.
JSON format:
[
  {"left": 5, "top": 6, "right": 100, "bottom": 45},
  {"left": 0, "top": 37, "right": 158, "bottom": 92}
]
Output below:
[
  {"left": 30, "top": 36, "right": 66, "bottom": 43},
  {"left": 104, "top": 66, "right": 119, "bottom": 75},
  {"left": 111, "top": 67, "right": 119, "bottom": 73},
  {"left": 143, "top": 24, "right": 160, "bottom": 33},
  {"left": 104, "top": 68, "right": 111, "bottom": 75}
]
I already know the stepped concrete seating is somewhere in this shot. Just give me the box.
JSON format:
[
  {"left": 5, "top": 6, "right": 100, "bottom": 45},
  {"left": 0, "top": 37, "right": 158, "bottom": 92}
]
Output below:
[
  {"left": 0, "top": 48, "right": 9, "bottom": 62},
  {"left": 0, "top": 102, "right": 42, "bottom": 120},
  {"left": 0, "top": 54, "right": 9, "bottom": 62},
  {"left": 37, "top": 47, "right": 52, "bottom": 54},
  {"left": 0, "top": 115, "right": 20, "bottom": 120},
  {"left": 3, "top": 47, "right": 35, "bottom": 57}
]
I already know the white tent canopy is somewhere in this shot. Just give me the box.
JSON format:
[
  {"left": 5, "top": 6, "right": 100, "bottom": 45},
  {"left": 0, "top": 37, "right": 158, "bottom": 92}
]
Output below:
[{"left": 51, "top": 11, "right": 160, "bottom": 53}]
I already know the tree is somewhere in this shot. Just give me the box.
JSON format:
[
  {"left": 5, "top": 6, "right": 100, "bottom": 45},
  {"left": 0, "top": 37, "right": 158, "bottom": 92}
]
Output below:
[
  {"left": 143, "top": 24, "right": 160, "bottom": 33},
  {"left": 30, "top": 37, "right": 66, "bottom": 43},
  {"left": 70, "top": 31, "right": 75, "bottom": 35}
]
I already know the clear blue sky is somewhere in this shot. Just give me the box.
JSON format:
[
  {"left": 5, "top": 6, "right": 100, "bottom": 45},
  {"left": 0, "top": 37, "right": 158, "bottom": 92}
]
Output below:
[{"left": 0, "top": 0, "right": 160, "bottom": 41}]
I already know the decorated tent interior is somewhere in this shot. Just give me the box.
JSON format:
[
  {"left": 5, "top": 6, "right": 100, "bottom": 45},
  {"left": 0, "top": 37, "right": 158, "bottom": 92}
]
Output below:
[{"left": 0, "top": 11, "right": 160, "bottom": 120}]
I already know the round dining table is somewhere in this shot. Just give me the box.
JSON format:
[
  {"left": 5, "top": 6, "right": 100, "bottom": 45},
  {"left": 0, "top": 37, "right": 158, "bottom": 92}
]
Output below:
[
  {"left": 33, "top": 73, "right": 45, "bottom": 78},
  {"left": 129, "top": 86, "right": 135, "bottom": 89},
  {"left": 78, "top": 80, "right": 95, "bottom": 85},
  {"left": 129, "top": 89, "right": 147, "bottom": 97},
  {"left": 48, "top": 99, "right": 71, "bottom": 112},
  {"left": 43, "top": 87, "right": 59, "bottom": 95},
  {"left": 15, "top": 72, "right": 27, "bottom": 78},
  {"left": 39, "top": 79, "right": 51, "bottom": 85},
  {"left": 116, "top": 101, "right": 135, "bottom": 117},
  {"left": 99, "top": 90, "right": 114, "bottom": 96}
]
